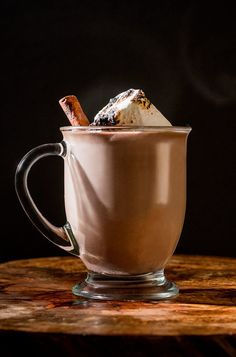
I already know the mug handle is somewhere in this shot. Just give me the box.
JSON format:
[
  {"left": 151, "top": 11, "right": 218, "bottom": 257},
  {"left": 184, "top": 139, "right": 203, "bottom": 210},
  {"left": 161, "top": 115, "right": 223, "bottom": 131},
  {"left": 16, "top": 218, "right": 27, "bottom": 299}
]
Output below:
[{"left": 15, "top": 142, "right": 80, "bottom": 256}]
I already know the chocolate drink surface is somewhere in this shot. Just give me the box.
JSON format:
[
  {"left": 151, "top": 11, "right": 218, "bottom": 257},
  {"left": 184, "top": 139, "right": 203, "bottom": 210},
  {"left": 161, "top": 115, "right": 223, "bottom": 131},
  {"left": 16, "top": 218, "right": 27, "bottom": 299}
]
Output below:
[{"left": 63, "top": 128, "right": 188, "bottom": 275}]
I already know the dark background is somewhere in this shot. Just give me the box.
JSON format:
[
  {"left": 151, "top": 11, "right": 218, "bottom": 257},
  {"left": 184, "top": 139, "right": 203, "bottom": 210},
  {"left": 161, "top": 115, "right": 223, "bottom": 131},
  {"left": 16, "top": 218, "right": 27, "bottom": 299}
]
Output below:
[{"left": 1, "top": 1, "right": 235, "bottom": 263}]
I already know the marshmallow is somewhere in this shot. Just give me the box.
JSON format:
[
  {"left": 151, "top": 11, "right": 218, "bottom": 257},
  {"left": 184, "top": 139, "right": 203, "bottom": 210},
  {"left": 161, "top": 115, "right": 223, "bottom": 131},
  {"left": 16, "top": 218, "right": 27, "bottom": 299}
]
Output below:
[{"left": 92, "top": 89, "right": 171, "bottom": 126}]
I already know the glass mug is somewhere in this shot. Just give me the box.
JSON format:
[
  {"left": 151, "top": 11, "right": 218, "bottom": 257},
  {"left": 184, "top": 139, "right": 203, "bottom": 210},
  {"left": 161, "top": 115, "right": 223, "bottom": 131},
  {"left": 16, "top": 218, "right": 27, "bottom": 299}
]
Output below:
[{"left": 15, "top": 126, "right": 191, "bottom": 300}]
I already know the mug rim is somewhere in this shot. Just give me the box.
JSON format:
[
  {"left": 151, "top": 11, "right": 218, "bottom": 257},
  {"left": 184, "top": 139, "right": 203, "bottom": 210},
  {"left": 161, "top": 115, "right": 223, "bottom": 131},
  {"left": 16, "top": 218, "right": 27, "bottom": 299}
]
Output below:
[{"left": 60, "top": 126, "right": 192, "bottom": 133}]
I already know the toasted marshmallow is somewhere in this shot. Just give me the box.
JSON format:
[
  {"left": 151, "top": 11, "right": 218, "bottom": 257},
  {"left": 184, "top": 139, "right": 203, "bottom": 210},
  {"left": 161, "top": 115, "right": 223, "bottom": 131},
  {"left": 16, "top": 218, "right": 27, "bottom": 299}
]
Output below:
[{"left": 92, "top": 89, "right": 171, "bottom": 126}]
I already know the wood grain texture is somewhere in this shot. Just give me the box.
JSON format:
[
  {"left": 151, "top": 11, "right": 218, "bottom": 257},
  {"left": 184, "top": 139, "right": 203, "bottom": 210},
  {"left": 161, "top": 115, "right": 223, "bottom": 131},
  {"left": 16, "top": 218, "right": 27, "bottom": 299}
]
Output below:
[{"left": 0, "top": 255, "right": 236, "bottom": 356}]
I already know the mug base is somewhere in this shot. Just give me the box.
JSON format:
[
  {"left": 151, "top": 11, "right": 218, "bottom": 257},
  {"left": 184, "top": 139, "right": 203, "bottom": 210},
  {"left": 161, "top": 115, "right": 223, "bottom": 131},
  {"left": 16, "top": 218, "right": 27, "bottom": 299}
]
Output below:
[{"left": 72, "top": 270, "right": 178, "bottom": 301}]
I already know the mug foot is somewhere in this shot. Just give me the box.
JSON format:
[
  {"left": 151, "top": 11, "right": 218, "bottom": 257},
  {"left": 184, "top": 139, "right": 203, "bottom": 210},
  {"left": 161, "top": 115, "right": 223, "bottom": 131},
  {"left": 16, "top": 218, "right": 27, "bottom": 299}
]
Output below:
[{"left": 72, "top": 270, "right": 178, "bottom": 301}]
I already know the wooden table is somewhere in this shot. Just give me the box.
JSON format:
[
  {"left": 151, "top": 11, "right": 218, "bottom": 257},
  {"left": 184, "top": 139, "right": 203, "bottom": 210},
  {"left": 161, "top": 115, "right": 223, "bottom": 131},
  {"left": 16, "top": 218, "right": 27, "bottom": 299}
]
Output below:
[{"left": 0, "top": 255, "right": 236, "bottom": 356}]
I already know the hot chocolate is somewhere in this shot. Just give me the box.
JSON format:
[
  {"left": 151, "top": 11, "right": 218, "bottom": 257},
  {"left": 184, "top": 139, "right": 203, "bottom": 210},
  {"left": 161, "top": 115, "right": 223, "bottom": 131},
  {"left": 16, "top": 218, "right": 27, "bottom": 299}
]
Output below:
[
  {"left": 15, "top": 88, "right": 191, "bottom": 300},
  {"left": 62, "top": 127, "right": 189, "bottom": 275}
]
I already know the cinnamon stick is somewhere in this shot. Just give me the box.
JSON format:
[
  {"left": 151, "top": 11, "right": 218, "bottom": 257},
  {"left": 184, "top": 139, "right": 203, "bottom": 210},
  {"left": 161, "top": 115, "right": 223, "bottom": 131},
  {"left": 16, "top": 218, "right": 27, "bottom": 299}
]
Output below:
[{"left": 59, "top": 95, "right": 90, "bottom": 126}]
